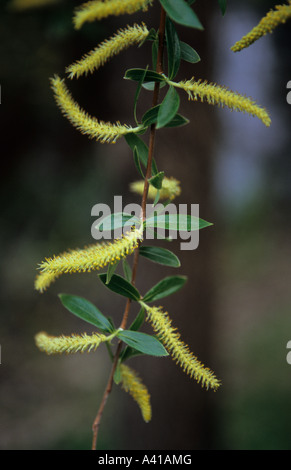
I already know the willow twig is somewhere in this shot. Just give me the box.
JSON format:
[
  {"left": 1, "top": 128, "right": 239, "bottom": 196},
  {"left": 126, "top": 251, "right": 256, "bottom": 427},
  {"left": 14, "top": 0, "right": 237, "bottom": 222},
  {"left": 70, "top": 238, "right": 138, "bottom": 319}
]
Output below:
[{"left": 91, "top": 5, "right": 166, "bottom": 451}]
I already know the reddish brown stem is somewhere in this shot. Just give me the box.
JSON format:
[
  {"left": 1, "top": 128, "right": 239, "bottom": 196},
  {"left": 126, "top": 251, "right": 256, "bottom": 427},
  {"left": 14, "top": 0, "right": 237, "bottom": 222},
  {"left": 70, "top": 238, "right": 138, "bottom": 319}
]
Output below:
[{"left": 91, "top": 6, "right": 166, "bottom": 451}]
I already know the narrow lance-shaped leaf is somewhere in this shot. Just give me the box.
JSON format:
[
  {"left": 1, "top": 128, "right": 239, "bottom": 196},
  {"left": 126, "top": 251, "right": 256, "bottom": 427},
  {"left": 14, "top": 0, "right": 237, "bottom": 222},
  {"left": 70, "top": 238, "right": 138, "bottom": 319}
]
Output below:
[
  {"left": 180, "top": 41, "right": 200, "bottom": 63},
  {"left": 133, "top": 146, "right": 145, "bottom": 179},
  {"left": 144, "top": 213, "right": 213, "bottom": 232},
  {"left": 165, "top": 113, "right": 189, "bottom": 128},
  {"left": 165, "top": 17, "right": 181, "bottom": 80},
  {"left": 124, "top": 133, "right": 158, "bottom": 176},
  {"left": 157, "top": 86, "right": 180, "bottom": 129},
  {"left": 160, "top": 0, "right": 203, "bottom": 30},
  {"left": 139, "top": 246, "right": 181, "bottom": 268},
  {"left": 143, "top": 275, "right": 187, "bottom": 303},
  {"left": 99, "top": 273, "right": 141, "bottom": 301},
  {"left": 113, "top": 361, "right": 122, "bottom": 385},
  {"left": 129, "top": 307, "right": 146, "bottom": 332},
  {"left": 106, "top": 260, "right": 119, "bottom": 284},
  {"left": 95, "top": 212, "right": 141, "bottom": 233},
  {"left": 148, "top": 171, "right": 164, "bottom": 190},
  {"left": 58, "top": 294, "right": 113, "bottom": 333},
  {"left": 120, "top": 307, "right": 147, "bottom": 362},
  {"left": 142, "top": 81, "right": 166, "bottom": 91},
  {"left": 133, "top": 66, "right": 148, "bottom": 125},
  {"left": 142, "top": 105, "right": 188, "bottom": 128},
  {"left": 124, "top": 68, "right": 166, "bottom": 83},
  {"left": 218, "top": 0, "right": 227, "bottom": 16},
  {"left": 152, "top": 35, "right": 159, "bottom": 70},
  {"left": 142, "top": 105, "right": 161, "bottom": 127},
  {"left": 122, "top": 258, "right": 132, "bottom": 282},
  {"left": 117, "top": 330, "right": 168, "bottom": 357}
]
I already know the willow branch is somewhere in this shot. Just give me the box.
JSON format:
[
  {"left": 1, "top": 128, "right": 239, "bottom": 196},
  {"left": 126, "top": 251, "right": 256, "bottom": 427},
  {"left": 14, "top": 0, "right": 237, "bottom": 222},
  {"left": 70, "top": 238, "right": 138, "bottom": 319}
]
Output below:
[{"left": 91, "top": 6, "right": 166, "bottom": 451}]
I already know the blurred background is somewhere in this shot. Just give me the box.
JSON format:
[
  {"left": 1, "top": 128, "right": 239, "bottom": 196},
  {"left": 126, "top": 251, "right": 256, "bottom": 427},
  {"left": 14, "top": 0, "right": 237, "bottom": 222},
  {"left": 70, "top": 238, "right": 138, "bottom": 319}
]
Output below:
[{"left": 1, "top": 0, "right": 291, "bottom": 450}]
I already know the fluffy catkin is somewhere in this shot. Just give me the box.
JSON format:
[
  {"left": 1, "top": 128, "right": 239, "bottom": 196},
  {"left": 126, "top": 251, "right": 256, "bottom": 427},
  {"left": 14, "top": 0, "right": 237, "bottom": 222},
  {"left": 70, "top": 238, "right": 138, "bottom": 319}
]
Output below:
[
  {"left": 120, "top": 364, "right": 152, "bottom": 422},
  {"left": 73, "top": 0, "right": 153, "bottom": 29},
  {"left": 35, "top": 228, "right": 142, "bottom": 292},
  {"left": 144, "top": 304, "right": 221, "bottom": 391},
  {"left": 171, "top": 78, "right": 271, "bottom": 127},
  {"left": 35, "top": 331, "right": 107, "bottom": 354},
  {"left": 50, "top": 75, "right": 138, "bottom": 143},
  {"left": 66, "top": 24, "right": 149, "bottom": 79},
  {"left": 231, "top": 1, "right": 291, "bottom": 52}
]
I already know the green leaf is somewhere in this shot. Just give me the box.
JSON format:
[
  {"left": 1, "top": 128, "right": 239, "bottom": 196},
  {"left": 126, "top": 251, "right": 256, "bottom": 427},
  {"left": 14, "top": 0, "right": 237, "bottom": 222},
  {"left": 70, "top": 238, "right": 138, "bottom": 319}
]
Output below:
[
  {"left": 146, "top": 28, "right": 158, "bottom": 41},
  {"left": 124, "top": 68, "right": 165, "bottom": 83},
  {"left": 148, "top": 171, "right": 164, "bottom": 190},
  {"left": 157, "top": 86, "right": 180, "bottom": 129},
  {"left": 129, "top": 307, "right": 146, "bottom": 331},
  {"left": 159, "top": 0, "right": 203, "bottom": 29},
  {"left": 125, "top": 133, "right": 148, "bottom": 167},
  {"left": 165, "top": 17, "right": 181, "bottom": 79},
  {"left": 218, "top": 0, "right": 227, "bottom": 15},
  {"left": 144, "top": 214, "right": 213, "bottom": 232},
  {"left": 120, "top": 346, "right": 145, "bottom": 363},
  {"left": 106, "top": 260, "right": 119, "bottom": 284},
  {"left": 153, "top": 189, "right": 161, "bottom": 207},
  {"left": 124, "top": 133, "right": 158, "bottom": 176},
  {"left": 133, "top": 146, "right": 145, "bottom": 179},
  {"left": 113, "top": 360, "right": 122, "bottom": 384},
  {"left": 141, "top": 105, "right": 160, "bottom": 127},
  {"left": 180, "top": 41, "right": 201, "bottom": 63},
  {"left": 95, "top": 212, "right": 141, "bottom": 233},
  {"left": 122, "top": 258, "right": 132, "bottom": 282},
  {"left": 117, "top": 330, "right": 168, "bottom": 356},
  {"left": 120, "top": 309, "right": 151, "bottom": 362},
  {"left": 142, "top": 81, "right": 166, "bottom": 91},
  {"left": 99, "top": 274, "right": 141, "bottom": 301},
  {"left": 165, "top": 113, "right": 189, "bottom": 128},
  {"left": 152, "top": 36, "right": 159, "bottom": 70},
  {"left": 143, "top": 275, "right": 187, "bottom": 302},
  {"left": 139, "top": 246, "right": 181, "bottom": 267},
  {"left": 142, "top": 105, "right": 188, "bottom": 129},
  {"left": 133, "top": 66, "right": 148, "bottom": 125},
  {"left": 58, "top": 294, "right": 113, "bottom": 333}
]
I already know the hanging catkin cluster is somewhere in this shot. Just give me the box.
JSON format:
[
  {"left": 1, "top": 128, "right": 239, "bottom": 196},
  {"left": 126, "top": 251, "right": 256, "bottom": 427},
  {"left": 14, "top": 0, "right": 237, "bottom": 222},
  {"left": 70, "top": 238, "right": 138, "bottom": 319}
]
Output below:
[{"left": 27, "top": 0, "right": 286, "bottom": 448}]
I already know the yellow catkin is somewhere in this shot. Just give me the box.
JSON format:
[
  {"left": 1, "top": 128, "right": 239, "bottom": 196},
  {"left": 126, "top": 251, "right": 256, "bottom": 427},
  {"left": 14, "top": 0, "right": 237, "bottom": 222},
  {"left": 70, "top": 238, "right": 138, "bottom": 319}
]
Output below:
[
  {"left": 35, "top": 228, "right": 143, "bottom": 292},
  {"left": 143, "top": 304, "right": 221, "bottom": 391},
  {"left": 34, "top": 271, "right": 61, "bottom": 293},
  {"left": 50, "top": 75, "right": 138, "bottom": 143},
  {"left": 172, "top": 78, "right": 271, "bottom": 127},
  {"left": 73, "top": 0, "right": 153, "bottom": 30},
  {"left": 8, "top": 0, "right": 58, "bottom": 10},
  {"left": 130, "top": 177, "right": 181, "bottom": 201},
  {"left": 66, "top": 23, "right": 149, "bottom": 79},
  {"left": 231, "top": 1, "right": 291, "bottom": 52},
  {"left": 35, "top": 331, "right": 107, "bottom": 354},
  {"left": 120, "top": 364, "right": 152, "bottom": 422}
]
